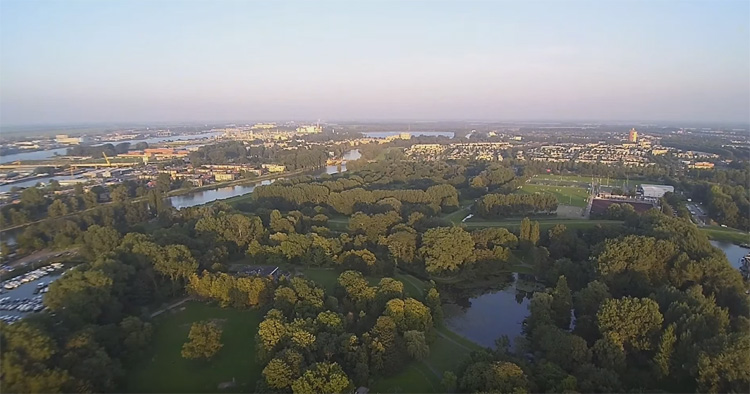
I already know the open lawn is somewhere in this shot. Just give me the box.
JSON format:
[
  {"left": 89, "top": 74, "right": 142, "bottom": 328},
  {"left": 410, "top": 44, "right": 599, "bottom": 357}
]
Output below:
[
  {"left": 700, "top": 226, "right": 750, "bottom": 244},
  {"left": 125, "top": 302, "right": 263, "bottom": 393},
  {"left": 517, "top": 184, "right": 590, "bottom": 208},
  {"left": 301, "top": 267, "right": 428, "bottom": 299},
  {"left": 372, "top": 326, "right": 484, "bottom": 393}
]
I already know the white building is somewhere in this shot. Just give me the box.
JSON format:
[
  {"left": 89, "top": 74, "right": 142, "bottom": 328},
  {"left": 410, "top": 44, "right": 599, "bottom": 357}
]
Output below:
[
  {"left": 637, "top": 184, "right": 674, "bottom": 198},
  {"left": 296, "top": 125, "right": 322, "bottom": 134}
]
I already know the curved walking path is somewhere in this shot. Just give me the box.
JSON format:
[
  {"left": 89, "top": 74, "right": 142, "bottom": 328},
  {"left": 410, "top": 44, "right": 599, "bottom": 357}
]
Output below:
[{"left": 150, "top": 296, "right": 192, "bottom": 318}]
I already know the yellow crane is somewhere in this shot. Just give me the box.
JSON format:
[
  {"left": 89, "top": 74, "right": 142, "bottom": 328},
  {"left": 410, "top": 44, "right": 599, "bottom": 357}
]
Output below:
[{"left": 102, "top": 152, "right": 111, "bottom": 166}]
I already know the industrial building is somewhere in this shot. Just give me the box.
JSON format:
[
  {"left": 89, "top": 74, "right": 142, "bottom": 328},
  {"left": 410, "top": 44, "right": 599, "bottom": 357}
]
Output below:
[{"left": 637, "top": 184, "right": 674, "bottom": 198}]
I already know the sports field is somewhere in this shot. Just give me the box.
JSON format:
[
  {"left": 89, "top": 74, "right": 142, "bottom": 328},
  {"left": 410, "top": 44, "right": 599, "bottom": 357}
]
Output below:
[
  {"left": 125, "top": 302, "right": 263, "bottom": 393},
  {"left": 517, "top": 184, "right": 590, "bottom": 207},
  {"left": 530, "top": 174, "right": 629, "bottom": 188}
]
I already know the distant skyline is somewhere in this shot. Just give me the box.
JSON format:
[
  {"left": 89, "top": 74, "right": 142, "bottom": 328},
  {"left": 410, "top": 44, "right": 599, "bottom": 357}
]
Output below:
[{"left": 1, "top": 0, "right": 749, "bottom": 125}]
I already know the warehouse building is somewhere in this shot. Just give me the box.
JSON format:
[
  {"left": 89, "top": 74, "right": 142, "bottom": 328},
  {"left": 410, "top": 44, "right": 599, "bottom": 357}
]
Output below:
[{"left": 637, "top": 184, "right": 674, "bottom": 198}]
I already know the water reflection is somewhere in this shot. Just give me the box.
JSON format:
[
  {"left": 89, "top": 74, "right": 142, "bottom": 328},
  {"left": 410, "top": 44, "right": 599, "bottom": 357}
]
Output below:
[
  {"left": 168, "top": 149, "right": 361, "bottom": 209},
  {"left": 443, "top": 279, "right": 530, "bottom": 348},
  {"left": 441, "top": 272, "right": 532, "bottom": 348},
  {"left": 710, "top": 240, "right": 748, "bottom": 269},
  {"left": 0, "top": 148, "right": 68, "bottom": 164}
]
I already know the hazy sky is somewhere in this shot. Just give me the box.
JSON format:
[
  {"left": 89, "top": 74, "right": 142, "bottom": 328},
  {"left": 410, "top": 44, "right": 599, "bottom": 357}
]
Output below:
[{"left": 1, "top": 0, "right": 748, "bottom": 125}]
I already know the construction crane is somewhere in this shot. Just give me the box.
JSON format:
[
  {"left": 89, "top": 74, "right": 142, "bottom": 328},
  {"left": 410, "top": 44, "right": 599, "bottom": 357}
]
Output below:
[{"left": 102, "top": 152, "right": 111, "bottom": 166}]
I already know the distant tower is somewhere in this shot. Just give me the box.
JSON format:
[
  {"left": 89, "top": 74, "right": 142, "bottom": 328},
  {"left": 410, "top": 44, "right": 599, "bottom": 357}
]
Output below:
[{"left": 628, "top": 128, "right": 638, "bottom": 143}]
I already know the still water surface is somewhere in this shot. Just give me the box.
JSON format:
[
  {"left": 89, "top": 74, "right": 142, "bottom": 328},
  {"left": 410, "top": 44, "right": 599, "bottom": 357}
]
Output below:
[
  {"left": 444, "top": 241, "right": 749, "bottom": 349},
  {"left": 168, "top": 149, "right": 361, "bottom": 209},
  {"left": 363, "top": 131, "right": 454, "bottom": 138},
  {"left": 0, "top": 132, "right": 221, "bottom": 164}
]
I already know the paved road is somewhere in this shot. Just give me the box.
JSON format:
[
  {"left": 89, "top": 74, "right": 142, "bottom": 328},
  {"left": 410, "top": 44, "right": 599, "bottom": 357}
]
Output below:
[{"left": 2, "top": 248, "right": 77, "bottom": 273}]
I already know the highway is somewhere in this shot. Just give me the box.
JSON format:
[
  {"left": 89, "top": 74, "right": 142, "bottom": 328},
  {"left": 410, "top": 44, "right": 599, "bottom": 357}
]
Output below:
[{"left": 686, "top": 201, "right": 709, "bottom": 226}]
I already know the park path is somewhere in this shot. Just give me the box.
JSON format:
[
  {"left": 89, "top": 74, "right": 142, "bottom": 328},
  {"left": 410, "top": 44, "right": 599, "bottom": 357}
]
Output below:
[
  {"left": 150, "top": 296, "right": 192, "bottom": 318},
  {"left": 436, "top": 329, "right": 475, "bottom": 353}
]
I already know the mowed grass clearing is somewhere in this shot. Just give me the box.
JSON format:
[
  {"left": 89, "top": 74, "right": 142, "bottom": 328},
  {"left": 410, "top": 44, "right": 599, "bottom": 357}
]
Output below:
[
  {"left": 700, "top": 226, "right": 750, "bottom": 244},
  {"left": 125, "top": 302, "right": 263, "bottom": 393},
  {"left": 373, "top": 326, "right": 484, "bottom": 393},
  {"left": 517, "top": 184, "right": 590, "bottom": 208}
]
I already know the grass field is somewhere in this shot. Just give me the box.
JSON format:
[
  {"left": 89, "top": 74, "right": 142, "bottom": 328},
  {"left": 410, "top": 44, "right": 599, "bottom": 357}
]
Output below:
[
  {"left": 530, "top": 174, "right": 630, "bottom": 187},
  {"left": 517, "top": 184, "right": 590, "bottom": 208},
  {"left": 700, "top": 226, "right": 750, "bottom": 244},
  {"left": 300, "top": 267, "right": 428, "bottom": 300},
  {"left": 125, "top": 302, "right": 263, "bottom": 393},
  {"left": 372, "top": 326, "right": 484, "bottom": 393}
]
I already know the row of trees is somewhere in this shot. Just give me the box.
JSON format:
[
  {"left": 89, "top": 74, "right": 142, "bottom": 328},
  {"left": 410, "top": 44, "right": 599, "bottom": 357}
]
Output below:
[
  {"left": 66, "top": 142, "right": 136, "bottom": 157},
  {"left": 188, "top": 141, "right": 330, "bottom": 170},
  {"left": 254, "top": 184, "right": 460, "bottom": 216},
  {"left": 474, "top": 193, "right": 558, "bottom": 218}
]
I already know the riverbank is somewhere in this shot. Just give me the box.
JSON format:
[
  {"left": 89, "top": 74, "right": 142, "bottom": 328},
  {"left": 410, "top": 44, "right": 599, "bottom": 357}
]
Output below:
[
  {"left": 165, "top": 169, "right": 305, "bottom": 198},
  {"left": 0, "top": 169, "right": 303, "bottom": 234},
  {"left": 700, "top": 226, "right": 750, "bottom": 245}
]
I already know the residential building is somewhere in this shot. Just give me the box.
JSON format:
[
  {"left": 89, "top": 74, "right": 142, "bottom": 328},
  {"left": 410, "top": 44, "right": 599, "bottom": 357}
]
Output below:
[
  {"left": 628, "top": 128, "right": 638, "bottom": 143},
  {"left": 214, "top": 172, "right": 237, "bottom": 181},
  {"left": 262, "top": 164, "right": 286, "bottom": 172}
]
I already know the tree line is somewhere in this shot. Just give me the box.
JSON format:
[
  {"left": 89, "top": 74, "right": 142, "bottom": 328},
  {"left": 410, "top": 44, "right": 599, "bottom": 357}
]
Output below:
[{"left": 474, "top": 193, "right": 558, "bottom": 218}]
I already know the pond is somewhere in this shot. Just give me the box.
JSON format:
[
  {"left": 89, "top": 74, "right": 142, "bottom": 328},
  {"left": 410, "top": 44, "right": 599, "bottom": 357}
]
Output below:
[
  {"left": 442, "top": 273, "right": 532, "bottom": 348},
  {"left": 443, "top": 242, "right": 748, "bottom": 349}
]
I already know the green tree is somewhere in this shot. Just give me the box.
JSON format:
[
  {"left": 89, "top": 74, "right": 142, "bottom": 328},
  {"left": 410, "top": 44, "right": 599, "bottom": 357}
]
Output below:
[
  {"left": 263, "top": 358, "right": 294, "bottom": 390},
  {"left": 419, "top": 227, "right": 475, "bottom": 274},
  {"left": 652, "top": 323, "right": 676, "bottom": 378},
  {"left": 460, "top": 361, "right": 530, "bottom": 393},
  {"left": 551, "top": 276, "right": 573, "bottom": 329},
  {"left": 81, "top": 225, "right": 122, "bottom": 259},
  {"left": 110, "top": 185, "right": 130, "bottom": 204},
  {"left": 425, "top": 287, "right": 444, "bottom": 324},
  {"left": 291, "top": 362, "right": 352, "bottom": 394},
  {"left": 404, "top": 330, "right": 430, "bottom": 360},
  {"left": 181, "top": 321, "right": 223, "bottom": 360},
  {"left": 593, "top": 333, "right": 626, "bottom": 373},
  {"left": 441, "top": 371, "right": 457, "bottom": 392},
  {"left": 47, "top": 199, "right": 69, "bottom": 218},
  {"left": 530, "top": 220, "right": 540, "bottom": 245},
  {"left": 597, "top": 296, "right": 664, "bottom": 351}
]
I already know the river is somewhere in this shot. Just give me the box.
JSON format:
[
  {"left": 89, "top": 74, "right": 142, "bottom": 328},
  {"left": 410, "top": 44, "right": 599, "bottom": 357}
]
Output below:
[
  {"left": 710, "top": 240, "right": 748, "bottom": 269},
  {"left": 167, "top": 149, "right": 361, "bottom": 209},
  {"left": 0, "top": 132, "right": 221, "bottom": 165},
  {"left": 363, "top": 131, "right": 454, "bottom": 139}
]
